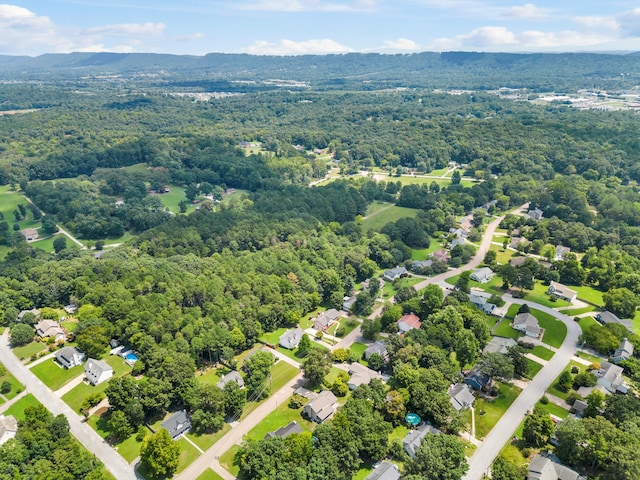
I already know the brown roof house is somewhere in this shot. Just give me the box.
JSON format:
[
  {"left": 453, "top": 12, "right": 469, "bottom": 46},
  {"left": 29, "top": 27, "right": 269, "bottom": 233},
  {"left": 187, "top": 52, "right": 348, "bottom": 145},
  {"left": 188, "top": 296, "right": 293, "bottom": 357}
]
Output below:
[
  {"left": 303, "top": 390, "right": 337, "bottom": 423},
  {"left": 398, "top": 314, "right": 421, "bottom": 334},
  {"left": 347, "top": 362, "right": 384, "bottom": 390},
  {"left": 20, "top": 228, "right": 39, "bottom": 242},
  {"left": 313, "top": 309, "right": 341, "bottom": 332},
  {"left": 35, "top": 319, "right": 66, "bottom": 341}
]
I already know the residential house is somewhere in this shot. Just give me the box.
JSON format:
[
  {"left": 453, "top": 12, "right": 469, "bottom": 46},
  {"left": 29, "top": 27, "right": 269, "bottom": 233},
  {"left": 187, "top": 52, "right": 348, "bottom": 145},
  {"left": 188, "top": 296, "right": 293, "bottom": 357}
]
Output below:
[
  {"left": 547, "top": 281, "right": 578, "bottom": 302},
  {"left": 527, "top": 207, "right": 544, "bottom": 220},
  {"left": 510, "top": 256, "right": 527, "bottom": 267},
  {"left": 364, "top": 341, "right": 388, "bottom": 361},
  {"left": 483, "top": 337, "right": 518, "bottom": 355},
  {"left": 513, "top": 312, "right": 541, "bottom": 338},
  {"left": 398, "top": 314, "right": 421, "bottom": 334},
  {"left": 303, "top": 390, "right": 337, "bottom": 423},
  {"left": 527, "top": 454, "right": 586, "bottom": 480},
  {"left": 448, "top": 383, "right": 475, "bottom": 411},
  {"left": 279, "top": 327, "right": 304, "bottom": 350},
  {"left": 313, "top": 308, "right": 341, "bottom": 332},
  {"left": 612, "top": 338, "right": 634, "bottom": 363},
  {"left": 216, "top": 371, "right": 245, "bottom": 389},
  {"left": 595, "top": 311, "right": 634, "bottom": 332},
  {"left": 18, "top": 308, "right": 40, "bottom": 321},
  {"left": 572, "top": 399, "right": 588, "bottom": 417},
  {"left": 411, "top": 259, "right": 433, "bottom": 271},
  {"left": 20, "top": 228, "right": 39, "bottom": 242},
  {"left": 464, "top": 367, "right": 491, "bottom": 391},
  {"left": 470, "top": 267, "right": 494, "bottom": 284},
  {"left": 161, "top": 410, "right": 191, "bottom": 439},
  {"left": 0, "top": 415, "right": 18, "bottom": 445},
  {"left": 403, "top": 424, "right": 441, "bottom": 458},
  {"left": 343, "top": 295, "right": 357, "bottom": 313},
  {"left": 84, "top": 358, "right": 113, "bottom": 386},
  {"left": 265, "top": 421, "right": 303, "bottom": 439},
  {"left": 510, "top": 236, "right": 528, "bottom": 249},
  {"left": 450, "top": 227, "right": 469, "bottom": 238},
  {"left": 55, "top": 346, "right": 85, "bottom": 369},
  {"left": 595, "top": 361, "right": 627, "bottom": 394},
  {"left": 460, "top": 217, "right": 474, "bottom": 231},
  {"left": 555, "top": 246, "right": 571, "bottom": 261},
  {"left": 347, "top": 362, "right": 384, "bottom": 390},
  {"left": 430, "top": 249, "right": 450, "bottom": 263},
  {"left": 468, "top": 293, "right": 496, "bottom": 315},
  {"left": 383, "top": 267, "right": 408, "bottom": 282},
  {"left": 365, "top": 462, "right": 401, "bottom": 480},
  {"left": 450, "top": 237, "right": 466, "bottom": 250},
  {"left": 35, "top": 319, "right": 66, "bottom": 341},
  {"left": 63, "top": 304, "right": 78, "bottom": 315}
]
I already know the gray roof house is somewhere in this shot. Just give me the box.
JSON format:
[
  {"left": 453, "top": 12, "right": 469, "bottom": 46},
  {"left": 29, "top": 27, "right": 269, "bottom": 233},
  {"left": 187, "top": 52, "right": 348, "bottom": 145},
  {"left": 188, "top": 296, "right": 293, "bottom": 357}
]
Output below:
[
  {"left": 527, "top": 208, "right": 544, "bottom": 220},
  {"left": 279, "top": 327, "right": 304, "bottom": 350},
  {"left": 596, "top": 311, "right": 634, "bottom": 332},
  {"left": 527, "top": 454, "right": 585, "bottom": 480},
  {"left": 468, "top": 293, "right": 496, "bottom": 315},
  {"left": 470, "top": 267, "right": 494, "bottom": 284},
  {"left": 450, "top": 237, "right": 466, "bottom": 250},
  {"left": 513, "top": 312, "right": 541, "bottom": 338},
  {"left": 483, "top": 337, "right": 518, "bottom": 355},
  {"left": 216, "top": 371, "right": 245, "bottom": 389},
  {"left": 84, "top": 358, "right": 114, "bottom": 386},
  {"left": 35, "top": 319, "right": 66, "bottom": 341},
  {"left": 555, "top": 245, "right": 571, "bottom": 261},
  {"left": 612, "top": 338, "right": 634, "bottom": 363},
  {"left": 364, "top": 341, "right": 388, "bottom": 361},
  {"left": 464, "top": 368, "right": 492, "bottom": 391},
  {"left": 303, "top": 390, "right": 337, "bottom": 423},
  {"left": 0, "top": 415, "right": 18, "bottom": 445},
  {"left": 365, "top": 462, "right": 401, "bottom": 480},
  {"left": 347, "top": 362, "right": 384, "bottom": 390},
  {"left": 411, "top": 259, "right": 433, "bottom": 271},
  {"left": 161, "top": 410, "right": 191, "bottom": 439},
  {"left": 313, "top": 309, "right": 341, "bottom": 332},
  {"left": 383, "top": 266, "right": 408, "bottom": 282},
  {"left": 449, "top": 383, "right": 475, "bottom": 411},
  {"left": 403, "top": 424, "right": 441, "bottom": 458},
  {"left": 547, "top": 281, "right": 578, "bottom": 302},
  {"left": 595, "top": 361, "right": 627, "bottom": 394},
  {"left": 55, "top": 346, "right": 85, "bottom": 369},
  {"left": 265, "top": 421, "right": 303, "bottom": 439},
  {"left": 343, "top": 295, "right": 357, "bottom": 312}
]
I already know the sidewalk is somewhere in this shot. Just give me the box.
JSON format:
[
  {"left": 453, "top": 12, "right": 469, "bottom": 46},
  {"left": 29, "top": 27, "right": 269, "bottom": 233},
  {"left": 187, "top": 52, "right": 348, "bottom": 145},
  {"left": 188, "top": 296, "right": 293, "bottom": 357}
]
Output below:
[
  {"left": 55, "top": 373, "right": 87, "bottom": 397},
  {"left": 27, "top": 350, "right": 57, "bottom": 368}
]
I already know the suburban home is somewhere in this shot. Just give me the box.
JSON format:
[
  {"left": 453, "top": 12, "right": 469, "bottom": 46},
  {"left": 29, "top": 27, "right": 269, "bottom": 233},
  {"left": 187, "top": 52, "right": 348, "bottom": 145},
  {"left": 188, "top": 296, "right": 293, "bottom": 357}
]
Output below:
[
  {"left": 216, "top": 371, "right": 245, "bottom": 389},
  {"left": 464, "top": 367, "right": 492, "bottom": 391},
  {"left": 483, "top": 337, "right": 518, "bottom": 355},
  {"left": 448, "top": 383, "right": 475, "bottom": 411},
  {"left": 279, "top": 327, "right": 304, "bottom": 350},
  {"left": 450, "top": 237, "right": 466, "bottom": 250},
  {"left": 510, "top": 236, "right": 528, "bottom": 249},
  {"left": 347, "top": 362, "right": 384, "bottom": 389},
  {"left": 303, "top": 390, "right": 337, "bottom": 423},
  {"left": 595, "top": 361, "right": 628, "bottom": 394},
  {"left": 450, "top": 227, "right": 469, "bottom": 238},
  {"left": 84, "top": 358, "right": 114, "bottom": 386},
  {"left": 527, "top": 454, "right": 586, "bottom": 480},
  {"left": 555, "top": 245, "right": 571, "bottom": 261},
  {"left": 161, "top": 410, "right": 191, "bottom": 439},
  {"left": 265, "top": 421, "right": 303, "bottom": 439},
  {"left": 527, "top": 207, "right": 544, "bottom": 220},
  {"left": 55, "top": 346, "right": 85, "bottom": 369},
  {"left": 20, "top": 228, "right": 39, "bottom": 242},
  {"left": 313, "top": 309, "right": 341, "bottom": 332},
  {"left": 0, "top": 415, "right": 18, "bottom": 445},
  {"left": 63, "top": 304, "right": 78, "bottom": 315},
  {"left": 365, "top": 462, "right": 401, "bottom": 480},
  {"left": 460, "top": 217, "right": 474, "bottom": 231},
  {"left": 468, "top": 293, "right": 496, "bottom": 315},
  {"left": 383, "top": 267, "right": 408, "bottom": 282},
  {"left": 547, "top": 281, "right": 578, "bottom": 302},
  {"left": 398, "top": 314, "right": 421, "bottom": 334},
  {"left": 364, "top": 341, "right": 388, "bottom": 361},
  {"left": 510, "top": 256, "right": 527, "bottom": 267},
  {"left": 572, "top": 399, "right": 588, "bottom": 417},
  {"left": 430, "top": 249, "right": 450, "bottom": 263},
  {"left": 342, "top": 295, "right": 357, "bottom": 313},
  {"left": 403, "top": 424, "right": 441, "bottom": 458},
  {"left": 411, "top": 259, "right": 433, "bottom": 271},
  {"left": 470, "top": 267, "right": 494, "bottom": 284},
  {"left": 18, "top": 308, "right": 40, "bottom": 321},
  {"left": 612, "top": 338, "right": 634, "bottom": 363},
  {"left": 595, "top": 311, "right": 634, "bottom": 332},
  {"left": 35, "top": 319, "right": 66, "bottom": 341},
  {"left": 513, "top": 312, "right": 542, "bottom": 338}
]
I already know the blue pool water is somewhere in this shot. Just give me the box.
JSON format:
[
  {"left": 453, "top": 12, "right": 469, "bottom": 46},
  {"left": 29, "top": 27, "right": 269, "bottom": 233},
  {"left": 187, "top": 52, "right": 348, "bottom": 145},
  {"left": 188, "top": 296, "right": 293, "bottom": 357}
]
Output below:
[{"left": 125, "top": 353, "right": 138, "bottom": 362}]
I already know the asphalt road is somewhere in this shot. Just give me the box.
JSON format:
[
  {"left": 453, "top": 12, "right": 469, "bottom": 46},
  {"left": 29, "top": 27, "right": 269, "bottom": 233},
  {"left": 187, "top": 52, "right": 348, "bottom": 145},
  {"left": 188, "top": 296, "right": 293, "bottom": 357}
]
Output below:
[{"left": 0, "top": 330, "right": 136, "bottom": 480}]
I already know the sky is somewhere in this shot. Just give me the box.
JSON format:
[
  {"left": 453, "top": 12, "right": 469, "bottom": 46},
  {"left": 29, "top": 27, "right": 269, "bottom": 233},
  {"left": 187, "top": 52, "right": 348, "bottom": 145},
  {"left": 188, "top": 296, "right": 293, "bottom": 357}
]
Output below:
[{"left": 1, "top": 1, "right": 639, "bottom": 56}]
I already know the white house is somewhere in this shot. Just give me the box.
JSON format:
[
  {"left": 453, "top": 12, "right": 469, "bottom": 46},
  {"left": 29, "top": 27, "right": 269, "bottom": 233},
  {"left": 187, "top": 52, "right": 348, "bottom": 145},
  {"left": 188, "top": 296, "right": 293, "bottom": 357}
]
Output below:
[
  {"left": 0, "top": 415, "right": 18, "bottom": 445},
  {"left": 84, "top": 358, "right": 114, "bottom": 386},
  {"left": 470, "top": 267, "right": 494, "bottom": 284},
  {"left": 513, "top": 313, "right": 541, "bottom": 338},
  {"left": 55, "top": 346, "right": 85, "bottom": 369},
  {"left": 279, "top": 327, "right": 304, "bottom": 350},
  {"left": 612, "top": 338, "right": 634, "bottom": 363},
  {"left": 547, "top": 281, "right": 577, "bottom": 302}
]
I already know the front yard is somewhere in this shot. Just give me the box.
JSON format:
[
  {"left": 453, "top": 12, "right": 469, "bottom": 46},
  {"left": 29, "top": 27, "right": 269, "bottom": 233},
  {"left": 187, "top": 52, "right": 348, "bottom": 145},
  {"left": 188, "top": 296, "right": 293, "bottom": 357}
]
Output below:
[
  {"left": 474, "top": 382, "right": 522, "bottom": 439},
  {"left": 31, "top": 360, "right": 83, "bottom": 391}
]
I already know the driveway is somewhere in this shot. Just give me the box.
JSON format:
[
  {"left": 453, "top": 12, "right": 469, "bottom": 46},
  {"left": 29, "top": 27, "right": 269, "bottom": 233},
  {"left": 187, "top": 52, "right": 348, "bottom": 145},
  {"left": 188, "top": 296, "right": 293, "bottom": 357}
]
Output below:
[{"left": 0, "top": 331, "right": 136, "bottom": 480}]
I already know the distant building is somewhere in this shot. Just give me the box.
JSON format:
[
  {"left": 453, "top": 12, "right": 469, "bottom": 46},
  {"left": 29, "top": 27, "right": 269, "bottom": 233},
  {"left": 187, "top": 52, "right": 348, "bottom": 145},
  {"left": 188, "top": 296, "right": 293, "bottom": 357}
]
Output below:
[
  {"left": 17, "top": 308, "right": 40, "bottom": 321},
  {"left": 364, "top": 462, "right": 401, "bottom": 480},
  {"left": 403, "top": 424, "right": 441, "bottom": 458},
  {"left": 510, "top": 256, "right": 527, "bottom": 267},
  {"left": 279, "top": 327, "right": 304, "bottom": 350},
  {"left": 527, "top": 453, "right": 586, "bottom": 480},
  {"left": 547, "top": 281, "right": 578, "bottom": 302},
  {"left": 216, "top": 371, "right": 245, "bottom": 389},
  {"left": 383, "top": 267, "right": 408, "bottom": 282},
  {"left": 513, "top": 312, "right": 541, "bottom": 338},
  {"left": 347, "top": 362, "right": 384, "bottom": 390},
  {"left": 430, "top": 249, "right": 450, "bottom": 263},
  {"left": 364, "top": 341, "right": 388, "bottom": 361},
  {"left": 313, "top": 309, "right": 341, "bottom": 332},
  {"left": 527, "top": 208, "right": 544, "bottom": 220},
  {"left": 411, "top": 259, "right": 433, "bottom": 271},
  {"left": 161, "top": 410, "right": 191, "bottom": 440},
  {"left": 55, "top": 346, "right": 85, "bottom": 369},
  {"left": 303, "top": 390, "right": 337, "bottom": 423},
  {"left": 468, "top": 293, "right": 496, "bottom": 315},
  {"left": 470, "top": 267, "right": 494, "bottom": 284},
  {"left": 612, "top": 338, "right": 634, "bottom": 363},
  {"left": 398, "top": 314, "right": 421, "bottom": 334},
  {"left": 265, "top": 421, "right": 303, "bottom": 439},
  {"left": 510, "top": 236, "right": 528, "bottom": 249},
  {"left": 595, "top": 311, "right": 634, "bottom": 332},
  {"left": 0, "top": 415, "right": 18, "bottom": 445},
  {"left": 555, "top": 246, "right": 571, "bottom": 261},
  {"left": 450, "top": 237, "right": 466, "bottom": 250},
  {"left": 84, "top": 358, "right": 113, "bottom": 386},
  {"left": 448, "top": 383, "right": 475, "bottom": 411},
  {"left": 20, "top": 228, "right": 39, "bottom": 242}
]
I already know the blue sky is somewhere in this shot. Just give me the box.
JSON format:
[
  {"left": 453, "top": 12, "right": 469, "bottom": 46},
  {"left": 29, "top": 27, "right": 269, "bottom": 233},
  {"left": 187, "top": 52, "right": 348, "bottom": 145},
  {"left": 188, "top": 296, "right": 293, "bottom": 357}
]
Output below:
[{"left": 1, "top": 1, "right": 639, "bottom": 56}]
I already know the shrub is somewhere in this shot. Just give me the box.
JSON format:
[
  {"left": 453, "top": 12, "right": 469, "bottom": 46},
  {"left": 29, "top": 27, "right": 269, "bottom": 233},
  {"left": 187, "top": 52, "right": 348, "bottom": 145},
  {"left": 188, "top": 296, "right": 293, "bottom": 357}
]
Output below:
[
  {"left": 571, "top": 366, "right": 579, "bottom": 374},
  {"left": 566, "top": 391, "right": 584, "bottom": 406},
  {"left": 540, "top": 396, "right": 549, "bottom": 404},
  {"left": 0, "top": 381, "right": 11, "bottom": 394},
  {"left": 288, "top": 394, "right": 306, "bottom": 409}
]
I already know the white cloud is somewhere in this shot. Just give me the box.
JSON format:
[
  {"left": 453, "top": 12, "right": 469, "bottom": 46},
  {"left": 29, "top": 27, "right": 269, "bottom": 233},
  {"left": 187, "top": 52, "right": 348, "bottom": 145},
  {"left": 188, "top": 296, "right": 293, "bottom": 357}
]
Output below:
[
  {"left": 383, "top": 38, "right": 419, "bottom": 51},
  {"left": 241, "top": 38, "right": 354, "bottom": 55},
  {"left": 617, "top": 8, "right": 640, "bottom": 38},
  {"left": 573, "top": 16, "right": 619, "bottom": 31},
  {"left": 85, "top": 22, "right": 165, "bottom": 37},
  {"left": 431, "top": 26, "right": 518, "bottom": 50},
  {"left": 501, "top": 3, "right": 548, "bottom": 20},
  {"left": 237, "top": 0, "right": 378, "bottom": 12}
]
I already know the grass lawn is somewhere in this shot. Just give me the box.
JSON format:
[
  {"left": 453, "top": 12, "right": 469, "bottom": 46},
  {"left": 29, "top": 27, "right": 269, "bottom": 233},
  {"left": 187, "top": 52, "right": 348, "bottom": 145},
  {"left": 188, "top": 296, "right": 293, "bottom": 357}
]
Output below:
[
  {"left": 410, "top": 243, "right": 442, "bottom": 260},
  {"left": 493, "top": 317, "right": 520, "bottom": 339},
  {"left": 559, "top": 306, "right": 596, "bottom": 316},
  {"left": 381, "top": 276, "right": 422, "bottom": 300},
  {"left": 175, "top": 437, "right": 201, "bottom": 473},
  {"left": 0, "top": 363, "right": 23, "bottom": 400},
  {"left": 445, "top": 272, "right": 504, "bottom": 295},
  {"left": 523, "top": 282, "right": 569, "bottom": 308},
  {"left": 576, "top": 315, "right": 599, "bottom": 336},
  {"left": 389, "top": 424, "right": 409, "bottom": 443},
  {"left": 153, "top": 186, "right": 196, "bottom": 214},
  {"left": 260, "top": 327, "right": 287, "bottom": 346},
  {"left": 219, "top": 445, "right": 242, "bottom": 477},
  {"left": 88, "top": 412, "right": 144, "bottom": 463},
  {"left": 187, "top": 423, "right": 231, "bottom": 451},
  {"left": 12, "top": 341, "right": 47, "bottom": 361},
  {"left": 270, "top": 361, "right": 299, "bottom": 393},
  {"left": 60, "top": 321, "right": 78, "bottom": 333},
  {"left": 31, "top": 359, "right": 84, "bottom": 391},
  {"left": 241, "top": 397, "right": 314, "bottom": 442},
  {"left": 633, "top": 311, "right": 640, "bottom": 334},
  {"left": 196, "top": 367, "right": 224, "bottom": 386},
  {"left": 349, "top": 342, "right": 368, "bottom": 361},
  {"left": 4, "top": 394, "right": 41, "bottom": 420},
  {"left": 364, "top": 201, "right": 393, "bottom": 217},
  {"left": 525, "top": 358, "right": 543, "bottom": 379},
  {"left": 575, "top": 350, "right": 603, "bottom": 363},
  {"left": 196, "top": 469, "right": 225, "bottom": 480},
  {"left": 489, "top": 244, "right": 515, "bottom": 265},
  {"left": 362, "top": 205, "right": 420, "bottom": 232},
  {"left": 474, "top": 382, "right": 522, "bottom": 439},
  {"left": 546, "top": 361, "right": 585, "bottom": 400},
  {"left": 536, "top": 400, "right": 570, "bottom": 419},
  {"left": 327, "top": 317, "right": 359, "bottom": 338},
  {"left": 573, "top": 285, "right": 604, "bottom": 307},
  {"left": 530, "top": 308, "right": 567, "bottom": 349},
  {"left": 0, "top": 185, "right": 43, "bottom": 233},
  {"left": 531, "top": 345, "right": 555, "bottom": 361}
]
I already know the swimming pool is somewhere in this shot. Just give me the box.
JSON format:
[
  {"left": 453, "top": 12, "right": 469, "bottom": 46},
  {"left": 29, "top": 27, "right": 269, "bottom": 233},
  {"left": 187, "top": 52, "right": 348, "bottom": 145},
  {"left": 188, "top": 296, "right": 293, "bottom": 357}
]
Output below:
[{"left": 125, "top": 353, "right": 138, "bottom": 363}]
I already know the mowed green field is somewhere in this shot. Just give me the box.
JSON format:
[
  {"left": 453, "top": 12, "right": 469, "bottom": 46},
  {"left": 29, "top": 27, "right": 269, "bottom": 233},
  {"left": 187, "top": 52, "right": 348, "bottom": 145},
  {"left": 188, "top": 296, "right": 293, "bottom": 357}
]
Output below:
[{"left": 362, "top": 204, "right": 420, "bottom": 232}]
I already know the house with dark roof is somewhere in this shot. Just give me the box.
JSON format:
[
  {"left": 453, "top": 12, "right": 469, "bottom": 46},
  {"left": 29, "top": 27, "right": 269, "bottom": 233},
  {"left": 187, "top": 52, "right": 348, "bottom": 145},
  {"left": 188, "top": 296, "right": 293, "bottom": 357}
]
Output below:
[
  {"left": 55, "top": 346, "right": 85, "bottom": 369},
  {"left": 347, "top": 362, "right": 384, "bottom": 390},
  {"left": 365, "top": 462, "right": 401, "bottom": 480},
  {"left": 411, "top": 259, "right": 433, "bottom": 271},
  {"left": 279, "top": 327, "right": 304, "bottom": 350},
  {"left": 364, "top": 341, "right": 388, "bottom": 361},
  {"left": 84, "top": 358, "right": 114, "bottom": 386},
  {"left": 612, "top": 338, "right": 634, "bottom": 363},
  {"left": 265, "top": 421, "right": 303, "bottom": 439},
  {"left": 398, "top": 314, "right": 421, "bottom": 334},
  {"left": 483, "top": 337, "right": 518, "bottom": 355},
  {"left": 216, "top": 371, "right": 245, "bottom": 389},
  {"left": 510, "top": 256, "right": 527, "bottom": 267},
  {"left": 547, "top": 281, "right": 577, "bottom": 302},
  {"left": 513, "top": 312, "right": 541, "bottom": 338},
  {"left": 448, "top": 383, "right": 475, "bottom": 411},
  {"left": 403, "top": 424, "right": 441, "bottom": 458},
  {"left": 464, "top": 368, "right": 491, "bottom": 391},
  {"left": 468, "top": 293, "right": 496, "bottom": 315},
  {"left": 313, "top": 309, "right": 341, "bottom": 332},
  {"left": 343, "top": 295, "right": 357, "bottom": 313},
  {"left": 161, "top": 410, "right": 191, "bottom": 439},
  {"left": 303, "top": 390, "right": 337, "bottom": 423},
  {"left": 383, "top": 267, "right": 408, "bottom": 282},
  {"left": 470, "top": 267, "right": 494, "bottom": 284},
  {"left": 595, "top": 311, "right": 634, "bottom": 332},
  {"left": 572, "top": 399, "right": 588, "bottom": 417},
  {"left": 527, "top": 208, "right": 544, "bottom": 220},
  {"left": 0, "top": 415, "right": 18, "bottom": 445},
  {"left": 527, "top": 454, "right": 585, "bottom": 480}
]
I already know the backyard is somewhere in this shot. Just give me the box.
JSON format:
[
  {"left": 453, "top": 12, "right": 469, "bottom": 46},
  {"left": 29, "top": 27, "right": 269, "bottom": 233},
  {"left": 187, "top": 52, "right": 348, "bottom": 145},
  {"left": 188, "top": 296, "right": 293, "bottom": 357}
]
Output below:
[
  {"left": 474, "top": 382, "right": 522, "bottom": 439},
  {"left": 381, "top": 276, "right": 423, "bottom": 300},
  {"left": 546, "top": 360, "right": 586, "bottom": 400}
]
